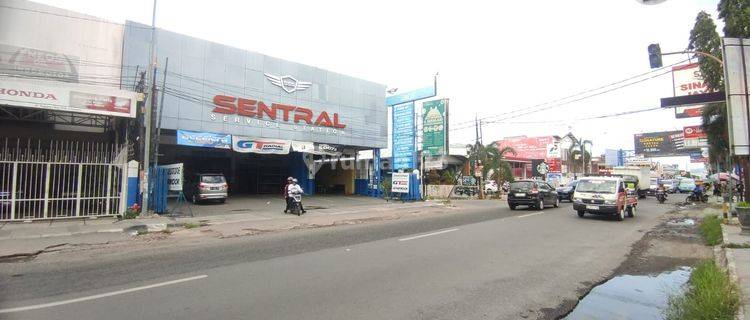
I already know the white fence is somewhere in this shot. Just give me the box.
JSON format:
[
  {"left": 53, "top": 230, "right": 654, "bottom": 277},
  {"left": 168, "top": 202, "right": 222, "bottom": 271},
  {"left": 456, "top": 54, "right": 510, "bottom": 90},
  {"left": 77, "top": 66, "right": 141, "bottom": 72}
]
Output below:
[{"left": 0, "top": 138, "right": 127, "bottom": 221}]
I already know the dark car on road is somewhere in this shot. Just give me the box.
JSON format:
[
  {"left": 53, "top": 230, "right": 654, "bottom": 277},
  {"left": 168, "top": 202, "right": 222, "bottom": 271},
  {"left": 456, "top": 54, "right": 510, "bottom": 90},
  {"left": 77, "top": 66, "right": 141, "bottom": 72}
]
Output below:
[
  {"left": 556, "top": 180, "right": 578, "bottom": 202},
  {"left": 507, "top": 180, "right": 558, "bottom": 210}
]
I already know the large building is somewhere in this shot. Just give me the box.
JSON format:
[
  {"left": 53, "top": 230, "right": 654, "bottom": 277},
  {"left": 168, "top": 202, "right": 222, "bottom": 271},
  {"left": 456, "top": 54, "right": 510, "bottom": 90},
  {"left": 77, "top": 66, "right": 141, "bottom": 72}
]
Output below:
[{"left": 0, "top": 0, "right": 387, "bottom": 221}]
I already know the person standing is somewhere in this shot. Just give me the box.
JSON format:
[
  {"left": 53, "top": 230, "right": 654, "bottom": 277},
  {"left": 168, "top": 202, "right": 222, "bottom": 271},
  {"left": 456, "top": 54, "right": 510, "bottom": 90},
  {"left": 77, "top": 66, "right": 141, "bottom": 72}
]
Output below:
[
  {"left": 283, "top": 177, "right": 293, "bottom": 213},
  {"left": 738, "top": 181, "right": 745, "bottom": 202}
]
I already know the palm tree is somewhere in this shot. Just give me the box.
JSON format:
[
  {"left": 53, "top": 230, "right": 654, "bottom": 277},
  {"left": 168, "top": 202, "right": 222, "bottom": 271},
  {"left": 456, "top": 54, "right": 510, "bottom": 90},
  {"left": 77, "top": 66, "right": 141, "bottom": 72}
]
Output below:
[
  {"left": 567, "top": 138, "right": 592, "bottom": 176},
  {"left": 466, "top": 142, "right": 516, "bottom": 183}
]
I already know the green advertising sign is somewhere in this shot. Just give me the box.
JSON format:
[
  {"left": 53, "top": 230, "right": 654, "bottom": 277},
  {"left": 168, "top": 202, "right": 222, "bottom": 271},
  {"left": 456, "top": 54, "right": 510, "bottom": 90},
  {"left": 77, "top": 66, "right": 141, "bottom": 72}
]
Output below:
[{"left": 422, "top": 99, "right": 447, "bottom": 156}]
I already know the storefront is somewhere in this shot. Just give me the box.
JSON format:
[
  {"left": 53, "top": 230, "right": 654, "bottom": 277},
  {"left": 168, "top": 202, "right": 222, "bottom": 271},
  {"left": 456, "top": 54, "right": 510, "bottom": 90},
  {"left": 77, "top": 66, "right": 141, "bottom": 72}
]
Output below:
[{"left": 122, "top": 22, "right": 388, "bottom": 195}]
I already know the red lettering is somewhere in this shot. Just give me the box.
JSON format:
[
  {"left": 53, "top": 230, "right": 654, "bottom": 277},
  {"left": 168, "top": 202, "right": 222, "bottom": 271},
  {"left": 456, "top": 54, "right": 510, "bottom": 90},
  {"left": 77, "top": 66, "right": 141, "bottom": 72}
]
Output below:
[
  {"left": 294, "top": 107, "right": 313, "bottom": 124},
  {"left": 273, "top": 104, "right": 296, "bottom": 121},
  {"left": 332, "top": 113, "right": 346, "bottom": 129},
  {"left": 680, "top": 84, "right": 688, "bottom": 91},
  {"left": 314, "top": 111, "right": 333, "bottom": 127},
  {"left": 257, "top": 102, "right": 276, "bottom": 120},
  {"left": 237, "top": 98, "right": 257, "bottom": 117},
  {"left": 19, "top": 90, "right": 30, "bottom": 97},
  {"left": 212, "top": 95, "right": 236, "bottom": 114},
  {"left": 7, "top": 89, "right": 17, "bottom": 96},
  {"left": 47, "top": 94, "right": 57, "bottom": 100}
]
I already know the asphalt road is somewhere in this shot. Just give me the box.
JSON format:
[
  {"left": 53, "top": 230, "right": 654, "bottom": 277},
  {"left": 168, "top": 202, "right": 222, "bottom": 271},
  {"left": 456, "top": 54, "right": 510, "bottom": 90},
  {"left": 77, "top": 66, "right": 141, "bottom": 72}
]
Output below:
[{"left": 0, "top": 198, "right": 672, "bottom": 320}]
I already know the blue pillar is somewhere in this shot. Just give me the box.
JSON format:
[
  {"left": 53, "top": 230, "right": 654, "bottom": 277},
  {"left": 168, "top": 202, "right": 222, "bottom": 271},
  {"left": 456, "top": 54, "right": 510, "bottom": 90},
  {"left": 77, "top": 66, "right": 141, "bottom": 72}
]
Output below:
[
  {"left": 372, "top": 149, "right": 381, "bottom": 197},
  {"left": 290, "top": 152, "right": 314, "bottom": 195}
]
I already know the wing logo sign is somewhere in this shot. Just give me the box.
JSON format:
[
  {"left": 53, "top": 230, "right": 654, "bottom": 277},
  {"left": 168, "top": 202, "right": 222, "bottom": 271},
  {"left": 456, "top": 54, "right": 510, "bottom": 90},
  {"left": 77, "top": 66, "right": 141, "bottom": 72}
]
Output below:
[{"left": 264, "top": 73, "right": 312, "bottom": 94}]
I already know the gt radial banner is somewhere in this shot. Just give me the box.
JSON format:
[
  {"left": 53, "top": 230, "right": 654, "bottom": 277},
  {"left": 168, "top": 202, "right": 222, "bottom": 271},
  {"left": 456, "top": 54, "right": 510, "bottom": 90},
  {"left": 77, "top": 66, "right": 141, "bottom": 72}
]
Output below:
[
  {"left": 634, "top": 130, "right": 693, "bottom": 156},
  {"left": 177, "top": 130, "right": 231, "bottom": 149},
  {"left": 0, "top": 78, "right": 137, "bottom": 118},
  {"left": 422, "top": 99, "right": 447, "bottom": 156},
  {"left": 232, "top": 136, "right": 291, "bottom": 154}
]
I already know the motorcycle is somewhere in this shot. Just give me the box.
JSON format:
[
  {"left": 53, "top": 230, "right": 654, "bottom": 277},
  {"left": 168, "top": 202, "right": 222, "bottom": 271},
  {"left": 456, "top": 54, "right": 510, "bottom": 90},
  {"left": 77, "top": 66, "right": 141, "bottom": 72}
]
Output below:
[
  {"left": 290, "top": 191, "right": 303, "bottom": 216},
  {"left": 656, "top": 190, "right": 666, "bottom": 204},
  {"left": 685, "top": 191, "right": 708, "bottom": 203}
]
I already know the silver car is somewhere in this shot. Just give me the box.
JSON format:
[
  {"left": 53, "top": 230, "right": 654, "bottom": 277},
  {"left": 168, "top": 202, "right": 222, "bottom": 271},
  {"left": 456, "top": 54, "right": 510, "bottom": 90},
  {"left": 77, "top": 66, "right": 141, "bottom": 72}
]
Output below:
[{"left": 186, "top": 173, "right": 228, "bottom": 204}]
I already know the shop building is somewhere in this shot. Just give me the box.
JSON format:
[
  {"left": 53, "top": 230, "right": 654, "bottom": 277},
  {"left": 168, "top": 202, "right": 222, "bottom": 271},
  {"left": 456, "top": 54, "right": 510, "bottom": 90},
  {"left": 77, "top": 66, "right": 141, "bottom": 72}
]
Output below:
[
  {"left": 121, "top": 22, "right": 388, "bottom": 196},
  {"left": 0, "top": 1, "right": 139, "bottom": 221}
]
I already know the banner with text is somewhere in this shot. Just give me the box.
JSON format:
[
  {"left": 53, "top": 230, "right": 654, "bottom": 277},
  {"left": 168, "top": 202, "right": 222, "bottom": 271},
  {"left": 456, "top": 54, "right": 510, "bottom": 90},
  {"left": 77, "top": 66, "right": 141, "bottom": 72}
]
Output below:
[
  {"left": 232, "top": 136, "right": 291, "bottom": 154},
  {"left": 391, "top": 172, "right": 411, "bottom": 193},
  {"left": 671, "top": 63, "right": 709, "bottom": 118},
  {"left": 392, "top": 102, "right": 416, "bottom": 170},
  {"left": 422, "top": 99, "right": 447, "bottom": 156},
  {"left": 634, "top": 130, "right": 695, "bottom": 157},
  {"left": 161, "top": 163, "right": 184, "bottom": 192},
  {"left": 177, "top": 130, "right": 231, "bottom": 149}
]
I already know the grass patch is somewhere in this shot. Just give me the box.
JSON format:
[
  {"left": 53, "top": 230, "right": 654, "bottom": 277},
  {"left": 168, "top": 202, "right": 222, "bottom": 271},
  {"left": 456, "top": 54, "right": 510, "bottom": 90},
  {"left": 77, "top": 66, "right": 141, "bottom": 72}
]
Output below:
[
  {"left": 183, "top": 222, "right": 201, "bottom": 229},
  {"left": 700, "top": 215, "right": 723, "bottom": 246},
  {"left": 724, "top": 242, "right": 750, "bottom": 249},
  {"left": 666, "top": 260, "right": 740, "bottom": 320}
]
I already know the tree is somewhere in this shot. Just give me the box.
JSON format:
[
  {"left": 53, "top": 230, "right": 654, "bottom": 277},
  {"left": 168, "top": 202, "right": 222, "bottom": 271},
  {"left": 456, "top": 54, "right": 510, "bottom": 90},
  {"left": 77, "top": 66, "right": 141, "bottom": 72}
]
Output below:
[
  {"left": 689, "top": 12, "right": 728, "bottom": 168},
  {"left": 688, "top": 2, "right": 750, "bottom": 200},
  {"left": 466, "top": 141, "right": 516, "bottom": 184},
  {"left": 566, "top": 136, "right": 592, "bottom": 176}
]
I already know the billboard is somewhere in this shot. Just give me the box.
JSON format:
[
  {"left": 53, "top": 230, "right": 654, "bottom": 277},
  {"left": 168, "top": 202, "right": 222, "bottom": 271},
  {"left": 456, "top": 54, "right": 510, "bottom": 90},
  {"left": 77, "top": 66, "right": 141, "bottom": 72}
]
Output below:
[
  {"left": 671, "top": 63, "right": 709, "bottom": 118},
  {"left": 495, "top": 136, "right": 555, "bottom": 160},
  {"left": 422, "top": 99, "right": 447, "bottom": 156},
  {"left": 386, "top": 85, "right": 436, "bottom": 106},
  {"left": 723, "top": 38, "right": 750, "bottom": 155},
  {"left": 531, "top": 159, "right": 550, "bottom": 180},
  {"left": 689, "top": 150, "right": 709, "bottom": 163},
  {"left": 0, "top": 78, "right": 138, "bottom": 118},
  {"left": 634, "top": 130, "right": 695, "bottom": 156},
  {"left": 683, "top": 125, "right": 708, "bottom": 148},
  {"left": 392, "top": 102, "right": 416, "bottom": 170},
  {"left": 391, "top": 172, "right": 410, "bottom": 193}
]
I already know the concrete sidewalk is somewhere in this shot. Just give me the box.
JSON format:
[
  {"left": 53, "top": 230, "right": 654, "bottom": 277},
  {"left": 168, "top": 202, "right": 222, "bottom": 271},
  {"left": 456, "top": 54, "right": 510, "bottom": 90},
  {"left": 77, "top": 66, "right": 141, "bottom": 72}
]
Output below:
[
  {"left": 0, "top": 198, "right": 502, "bottom": 257},
  {"left": 721, "top": 223, "right": 750, "bottom": 320}
]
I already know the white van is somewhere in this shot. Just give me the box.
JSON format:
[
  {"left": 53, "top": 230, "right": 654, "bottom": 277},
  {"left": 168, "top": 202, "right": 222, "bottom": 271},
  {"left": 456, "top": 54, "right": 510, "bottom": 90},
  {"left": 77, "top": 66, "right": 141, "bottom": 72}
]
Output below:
[{"left": 573, "top": 176, "right": 634, "bottom": 221}]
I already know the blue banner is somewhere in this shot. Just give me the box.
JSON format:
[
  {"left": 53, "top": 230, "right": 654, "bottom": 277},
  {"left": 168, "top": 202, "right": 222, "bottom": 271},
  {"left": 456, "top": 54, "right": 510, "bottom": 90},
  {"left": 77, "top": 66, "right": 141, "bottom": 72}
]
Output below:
[
  {"left": 176, "top": 130, "right": 231, "bottom": 149},
  {"left": 386, "top": 85, "right": 436, "bottom": 106},
  {"left": 392, "top": 103, "right": 415, "bottom": 170}
]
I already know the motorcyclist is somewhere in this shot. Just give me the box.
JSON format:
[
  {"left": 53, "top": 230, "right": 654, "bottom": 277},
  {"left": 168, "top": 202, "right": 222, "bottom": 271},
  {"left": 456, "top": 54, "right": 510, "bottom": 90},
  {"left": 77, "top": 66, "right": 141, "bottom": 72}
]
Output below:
[
  {"left": 657, "top": 183, "right": 667, "bottom": 198},
  {"left": 692, "top": 184, "right": 704, "bottom": 201},
  {"left": 283, "top": 177, "right": 293, "bottom": 213},
  {"left": 288, "top": 178, "right": 306, "bottom": 213}
]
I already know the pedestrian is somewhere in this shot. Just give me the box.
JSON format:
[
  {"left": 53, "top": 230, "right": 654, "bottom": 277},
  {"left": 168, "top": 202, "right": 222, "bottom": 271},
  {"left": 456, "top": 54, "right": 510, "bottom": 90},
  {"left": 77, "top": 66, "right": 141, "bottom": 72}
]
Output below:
[
  {"left": 738, "top": 181, "right": 744, "bottom": 202},
  {"left": 283, "top": 176, "right": 293, "bottom": 213}
]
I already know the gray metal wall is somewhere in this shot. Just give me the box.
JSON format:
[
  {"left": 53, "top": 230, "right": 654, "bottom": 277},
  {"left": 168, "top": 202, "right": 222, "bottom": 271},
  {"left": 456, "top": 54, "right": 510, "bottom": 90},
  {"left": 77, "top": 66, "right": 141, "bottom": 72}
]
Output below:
[{"left": 123, "top": 21, "right": 387, "bottom": 149}]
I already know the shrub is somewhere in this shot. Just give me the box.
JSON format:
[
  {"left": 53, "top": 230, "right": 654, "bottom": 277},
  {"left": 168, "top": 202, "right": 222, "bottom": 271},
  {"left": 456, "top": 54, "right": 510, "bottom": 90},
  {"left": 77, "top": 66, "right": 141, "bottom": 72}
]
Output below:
[
  {"left": 700, "top": 215, "right": 723, "bottom": 246},
  {"left": 666, "top": 260, "right": 740, "bottom": 320}
]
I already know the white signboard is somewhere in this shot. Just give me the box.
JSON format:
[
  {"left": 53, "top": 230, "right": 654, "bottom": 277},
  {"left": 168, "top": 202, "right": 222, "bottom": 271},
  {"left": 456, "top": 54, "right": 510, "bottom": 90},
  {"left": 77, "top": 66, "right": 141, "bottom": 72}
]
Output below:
[
  {"left": 391, "top": 172, "right": 410, "bottom": 193},
  {"left": 424, "top": 156, "right": 444, "bottom": 170},
  {"left": 0, "top": 78, "right": 138, "bottom": 118},
  {"left": 723, "top": 38, "right": 750, "bottom": 155},
  {"left": 231, "top": 136, "right": 291, "bottom": 154},
  {"left": 162, "top": 163, "right": 184, "bottom": 192},
  {"left": 672, "top": 63, "right": 710, "bottom": 118},
  {"left": 546, "top": 142, "right": 561, "bottom": 158}
]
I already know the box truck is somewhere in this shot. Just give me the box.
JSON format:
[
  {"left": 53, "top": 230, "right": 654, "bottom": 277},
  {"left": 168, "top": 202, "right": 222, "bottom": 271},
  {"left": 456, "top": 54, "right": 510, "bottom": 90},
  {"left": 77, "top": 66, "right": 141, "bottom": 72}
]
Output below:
[{"left": 612, "top": 166, "right": 650, "bottom": 198}]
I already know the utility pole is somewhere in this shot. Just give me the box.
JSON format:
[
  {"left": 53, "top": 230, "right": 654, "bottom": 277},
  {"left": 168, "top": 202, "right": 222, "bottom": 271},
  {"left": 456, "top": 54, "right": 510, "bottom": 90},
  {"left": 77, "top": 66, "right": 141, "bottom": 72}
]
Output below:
[{"left": 140, "top": 0, "right": 158, "bottom": 217}]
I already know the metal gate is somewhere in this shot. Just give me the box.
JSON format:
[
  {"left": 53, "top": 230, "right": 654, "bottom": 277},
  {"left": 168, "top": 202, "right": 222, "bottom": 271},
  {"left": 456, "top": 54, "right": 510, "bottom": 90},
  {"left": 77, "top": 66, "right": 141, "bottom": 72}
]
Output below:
[{"left": 0, "top": 138, "right": 128, "bottom": 221}]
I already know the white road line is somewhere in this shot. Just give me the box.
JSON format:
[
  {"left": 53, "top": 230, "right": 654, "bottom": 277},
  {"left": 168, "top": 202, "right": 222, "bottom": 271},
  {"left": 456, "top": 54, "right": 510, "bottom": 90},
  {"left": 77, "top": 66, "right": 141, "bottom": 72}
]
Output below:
[
  {"left": 398, "top": 228, "right": 459, "bottom": 241},
  {"left": 0, "top": 275, "right": 208, "bottom": 314},
  {"left": 518, "top": 212, "right": 544, "bottom": 218}
]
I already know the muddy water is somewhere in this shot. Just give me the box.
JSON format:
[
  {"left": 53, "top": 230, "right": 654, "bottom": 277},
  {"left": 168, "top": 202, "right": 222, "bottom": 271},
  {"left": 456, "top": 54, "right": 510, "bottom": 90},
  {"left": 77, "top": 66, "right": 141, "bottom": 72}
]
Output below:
[{"left": 564, "top": 267, "right": 691, "bottom": 320}]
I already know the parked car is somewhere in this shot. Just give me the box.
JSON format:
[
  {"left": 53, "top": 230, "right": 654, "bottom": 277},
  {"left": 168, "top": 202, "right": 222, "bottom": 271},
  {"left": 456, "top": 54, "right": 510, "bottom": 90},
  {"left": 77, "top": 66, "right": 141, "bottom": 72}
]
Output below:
[
  {"left": 573, "top": 176, "right": 633, "bottom": 221},
  {"left": 677, "top": 178, "right": 696, "bottom": 193},
  {"left": 507, "top": 180, "right": 558, "bottom": 210},
  {"left": 556, "top": 180, "right": 578, "bottom": 202},
  {"left": 185, "top": 173, "right": 229, "bottom": 204},
  {"left": 485, "top": 180, "right": 499, "bottom": 194}
]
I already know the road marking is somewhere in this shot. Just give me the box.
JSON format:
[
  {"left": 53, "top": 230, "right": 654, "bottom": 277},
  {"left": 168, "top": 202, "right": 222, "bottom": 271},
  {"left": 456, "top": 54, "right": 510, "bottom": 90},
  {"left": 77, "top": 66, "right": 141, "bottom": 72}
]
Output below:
[
  {"left": 0, "top": 275, "right": 208, "bottom": 314},
  {"left": 518, "top": 212, "right": 544, "bottom": 218},
  {"left": 398, "top": 228, "right": 459, "bottom": 241}
]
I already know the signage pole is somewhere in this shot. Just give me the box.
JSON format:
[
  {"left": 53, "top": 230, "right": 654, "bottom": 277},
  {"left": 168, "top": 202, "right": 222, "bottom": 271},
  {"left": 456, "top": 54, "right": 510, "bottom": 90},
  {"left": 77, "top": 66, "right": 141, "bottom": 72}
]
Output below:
[
  {"left": 140, "top": 0, "right": 158, "bottom": 217},
  {"left": 152, "top": 57, "right": 168, "bottom": 169}
]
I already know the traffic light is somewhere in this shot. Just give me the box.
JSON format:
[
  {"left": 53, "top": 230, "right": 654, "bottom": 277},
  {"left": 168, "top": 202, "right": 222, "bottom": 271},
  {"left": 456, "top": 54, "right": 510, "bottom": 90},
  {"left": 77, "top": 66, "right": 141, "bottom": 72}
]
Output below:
[{"left": 648, "top": 44, "right": 662, "bottom": 68}]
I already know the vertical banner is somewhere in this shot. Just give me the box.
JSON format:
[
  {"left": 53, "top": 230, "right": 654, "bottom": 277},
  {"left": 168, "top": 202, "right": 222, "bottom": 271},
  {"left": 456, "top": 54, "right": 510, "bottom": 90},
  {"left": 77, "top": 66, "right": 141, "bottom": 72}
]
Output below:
[
  {"left": 422, "top": 99, "right": 447, "bottom": 156},
  {"left": 392, "top": 102, "right": 416, "bottom": 170}
]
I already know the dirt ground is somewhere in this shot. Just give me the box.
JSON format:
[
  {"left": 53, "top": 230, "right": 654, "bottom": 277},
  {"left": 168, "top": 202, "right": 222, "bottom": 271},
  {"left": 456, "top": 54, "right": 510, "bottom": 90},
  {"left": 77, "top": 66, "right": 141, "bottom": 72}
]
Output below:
[{"left": 539, "top": 207, "right": 714, "bottom": 319}]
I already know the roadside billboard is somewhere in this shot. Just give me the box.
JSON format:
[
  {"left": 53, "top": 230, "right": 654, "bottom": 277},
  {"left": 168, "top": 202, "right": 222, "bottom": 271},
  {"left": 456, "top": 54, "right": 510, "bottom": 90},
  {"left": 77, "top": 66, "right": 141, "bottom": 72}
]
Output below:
[
  {"left": 391, "top": 172, "right": 410, "bottom": 193},
  {"left": 689, "top": 150, "right": 709, "bottom": 163},
  {"left": 495, "top": 136, "right": 555, "bottom": 160},
  {"left": 634, "top": 130, "right": 695, "bottom": 157},
  {"left": 683, "top": 125, "right": 708, "bottom": 148},
  {"left": 422, "top": 99, "right": 448, "bottom": 156},
  {"left": 531, "top": 159, "right": 550, "bottom": 180},
  {"left": 723, "top": 38, "right": 750, "bottom": 155},
  {"left": 392, "top": 102, "right": 416, "bottom": 169},
  {"left": 161, "top": 163, "right": 184, "bottom": 192},
  {"left": 671, "top": 63, "right": 709, "bottom": 118}
]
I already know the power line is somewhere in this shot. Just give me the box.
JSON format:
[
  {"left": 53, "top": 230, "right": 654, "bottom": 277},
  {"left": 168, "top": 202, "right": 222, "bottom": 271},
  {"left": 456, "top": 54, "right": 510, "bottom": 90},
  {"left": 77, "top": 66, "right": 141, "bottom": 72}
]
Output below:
[{"left": 0, "top": 4, "right": 151, "bottom": 29}]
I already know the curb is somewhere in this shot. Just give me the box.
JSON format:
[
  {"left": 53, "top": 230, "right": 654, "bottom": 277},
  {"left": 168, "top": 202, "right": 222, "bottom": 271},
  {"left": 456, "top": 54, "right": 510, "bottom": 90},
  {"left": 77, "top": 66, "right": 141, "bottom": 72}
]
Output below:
[{"left": 719, "top": 223, "right": 746, "bottom": 320}]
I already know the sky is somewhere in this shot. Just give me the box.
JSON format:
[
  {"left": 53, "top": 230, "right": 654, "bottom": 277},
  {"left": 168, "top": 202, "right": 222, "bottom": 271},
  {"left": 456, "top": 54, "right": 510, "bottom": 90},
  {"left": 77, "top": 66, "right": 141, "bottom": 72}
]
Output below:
[{"left": 30, "top": 0, "right": 722, "bottom": 170}]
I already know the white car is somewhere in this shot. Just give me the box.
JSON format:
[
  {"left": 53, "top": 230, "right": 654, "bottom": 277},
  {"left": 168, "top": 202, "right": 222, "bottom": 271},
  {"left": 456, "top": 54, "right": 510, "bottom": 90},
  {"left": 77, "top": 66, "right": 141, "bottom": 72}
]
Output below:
[{"left": 485, "top": 181, "right": 499, "bottom": 194}]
